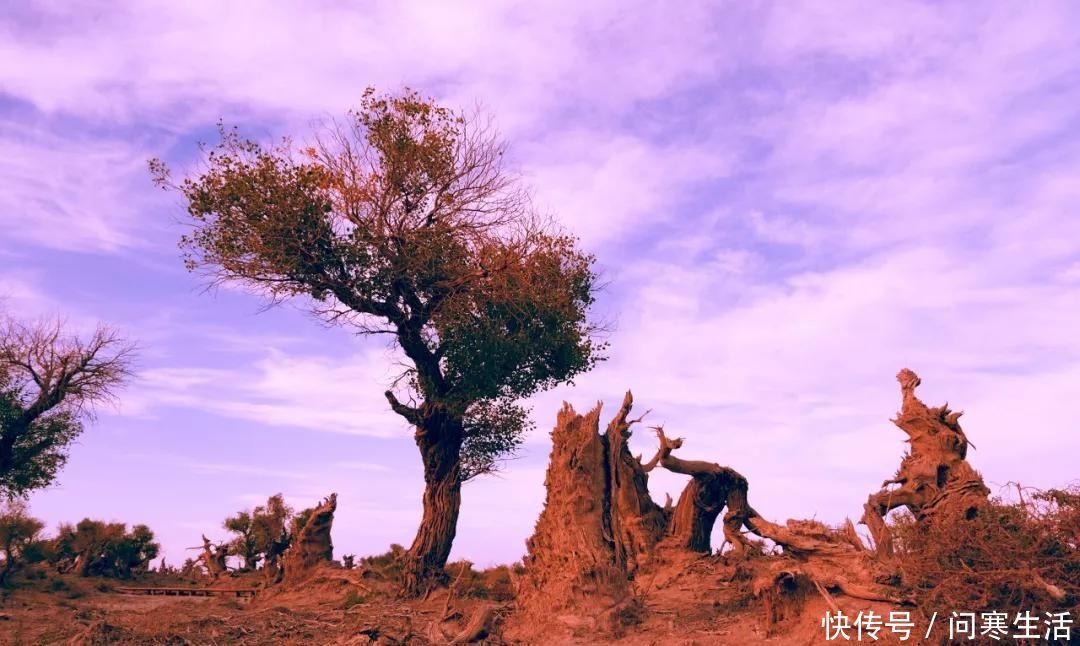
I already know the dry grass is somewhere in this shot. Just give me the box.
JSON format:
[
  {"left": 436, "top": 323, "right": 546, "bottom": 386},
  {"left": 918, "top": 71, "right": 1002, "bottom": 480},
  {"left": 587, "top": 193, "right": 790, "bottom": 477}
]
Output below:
[{"left": 891, "top": 486, "right": 1080, "bottom": 618}]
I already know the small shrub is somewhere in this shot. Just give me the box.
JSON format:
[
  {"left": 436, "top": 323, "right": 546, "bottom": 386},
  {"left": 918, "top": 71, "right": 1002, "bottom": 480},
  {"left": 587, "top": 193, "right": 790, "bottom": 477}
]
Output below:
[
  {"left": 359, "top": 544, "right": 406, "bottom": 580},
  {"left": 342, "top": 589, "right": 366, "bottom": 609},
  {"left": 49, "top": 578, "right": 69, "bottom": 592},
  {"left": 443, "top": 560, "right": 516, "bottom": 601}
]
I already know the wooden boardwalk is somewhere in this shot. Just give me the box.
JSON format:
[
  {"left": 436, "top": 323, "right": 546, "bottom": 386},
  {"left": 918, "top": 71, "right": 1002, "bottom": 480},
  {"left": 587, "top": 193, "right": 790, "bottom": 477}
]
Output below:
[{"left": 115, "top": 586, "right": 258, "bottom": 598}]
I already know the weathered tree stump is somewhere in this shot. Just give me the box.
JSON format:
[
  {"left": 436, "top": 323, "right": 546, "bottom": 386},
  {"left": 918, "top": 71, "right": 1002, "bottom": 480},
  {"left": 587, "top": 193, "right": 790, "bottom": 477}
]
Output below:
[
  {"left": 517, "top": 370, "right": 995, "bottom": 635},
  {"left": 515, "top": 401, "right": 642, "bottom": 636},
  {"left": 860, "top": 369, "right": 989, "bottom": 555},
  {"left": 283, "top": 493, "right": 337, "bottom": 583},
  {"left": 194, "top": 535, "right": 229, "bottom": 580}
]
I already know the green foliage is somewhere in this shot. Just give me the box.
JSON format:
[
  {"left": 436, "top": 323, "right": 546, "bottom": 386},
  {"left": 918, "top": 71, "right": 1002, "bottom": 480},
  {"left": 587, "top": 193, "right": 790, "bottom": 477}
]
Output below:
[
  {"left": 151, "top": 87, "right": 604, "bottom": 479},
  {"left": 179, "top": 557, "right": 201, "bottom": 578},
  {"left": 360, "top": 543, "right": 406, "bottom": 580},
  {"left": 342, "top": 589, "right": 366, "bottom": 609},
  {"left": 442, "top": 560, "right": 518, "bottom": 601},
  {"left": 22, "top": 537, "right": 54, "bottom": 564},
  {"left": 0, "top": 374, "right": 84, "bottom": 496},
  {"left": 292, "top": 506, "right": 313, "bottom": 536},
  {"left": 460, "top": 398, "right": 531, "bottom": 481},
  {"left": 223, "top": 510, "right": 257, "bottom": 569}
]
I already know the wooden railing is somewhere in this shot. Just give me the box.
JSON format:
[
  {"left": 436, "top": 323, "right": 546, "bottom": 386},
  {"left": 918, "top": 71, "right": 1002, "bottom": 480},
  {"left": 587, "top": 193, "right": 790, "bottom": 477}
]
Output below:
[{"left": 114, "top": 586, "right": 257, "bottom": 598}]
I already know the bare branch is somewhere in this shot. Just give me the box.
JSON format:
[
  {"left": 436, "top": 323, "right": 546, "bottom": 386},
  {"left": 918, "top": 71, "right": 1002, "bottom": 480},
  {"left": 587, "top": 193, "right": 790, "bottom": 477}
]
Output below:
[{"left": 0, "top": 316, "right": 136, "bottom": 495}]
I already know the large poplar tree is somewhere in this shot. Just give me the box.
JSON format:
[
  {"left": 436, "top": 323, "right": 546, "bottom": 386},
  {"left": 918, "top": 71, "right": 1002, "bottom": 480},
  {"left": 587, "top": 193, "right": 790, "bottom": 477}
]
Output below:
[{"left": 151, "top": 88, "right": 604, "bottom": 592}]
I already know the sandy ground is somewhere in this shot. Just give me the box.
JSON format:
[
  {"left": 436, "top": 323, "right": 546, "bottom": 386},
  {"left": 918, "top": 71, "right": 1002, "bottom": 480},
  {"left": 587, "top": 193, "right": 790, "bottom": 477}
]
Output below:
[{"left": 0, "top": 558, "right": 896, "bottom": 645}]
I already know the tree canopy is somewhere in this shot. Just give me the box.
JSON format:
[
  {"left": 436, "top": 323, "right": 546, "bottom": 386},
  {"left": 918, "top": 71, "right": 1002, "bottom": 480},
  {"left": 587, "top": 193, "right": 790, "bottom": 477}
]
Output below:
[{"left": 0, "top": 318, "right": 135, "bottom": 497}]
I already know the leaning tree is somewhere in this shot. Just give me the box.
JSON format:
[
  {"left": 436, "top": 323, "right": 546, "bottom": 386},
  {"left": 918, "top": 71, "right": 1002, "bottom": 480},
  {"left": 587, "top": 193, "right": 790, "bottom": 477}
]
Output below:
[
  {"left": 151, "top": 88, "right": 604, "bottom": 592},
  {"left": 0, "top": 317, "right": 135, "bottom": 497}
]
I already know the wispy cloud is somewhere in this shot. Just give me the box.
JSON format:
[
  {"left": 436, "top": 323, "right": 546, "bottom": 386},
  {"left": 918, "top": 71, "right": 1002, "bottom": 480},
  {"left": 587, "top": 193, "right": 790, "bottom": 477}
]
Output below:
[
  {"left": 127, "top": 346, "right": 410, "bottom": 439},
  {"left": 184, "top": 461, "right": 313, "bottom": 481},
  {"left": 334, "top": 461, "right": 391, "bottom": 473},
  {"left": 0, "top": 117, "right": 165, "bottom": 253}
]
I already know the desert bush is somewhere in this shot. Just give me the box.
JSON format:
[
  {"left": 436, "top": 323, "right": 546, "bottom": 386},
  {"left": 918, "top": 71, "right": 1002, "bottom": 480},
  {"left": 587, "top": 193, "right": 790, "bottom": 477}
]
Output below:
[
  {"left": 360, "top": 544, "right": 407, "bottom": 580},
  {"left": 443, "top": 560, "right": 517, "bottom": 601},
  {"left": 342, "top": 589, "right": 366, "bottom": 609},
  {"left": 179, "top": 557, "right": 202, "bottom": 578},
  {"left": 892, "top": 487, "right": 1080, "bottom": 617},
  {"left": 0, "top": 500, "right": 45, "bottom": 583}
]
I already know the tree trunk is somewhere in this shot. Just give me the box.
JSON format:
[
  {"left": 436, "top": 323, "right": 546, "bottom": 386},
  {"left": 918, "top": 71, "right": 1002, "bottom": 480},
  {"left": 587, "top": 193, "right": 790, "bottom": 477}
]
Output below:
[
  {"left": 0, "top": 547, "right": 13, "bottom": 584},
  {"left": 402, "top": 409, "right": 463, "bottom": 595}
]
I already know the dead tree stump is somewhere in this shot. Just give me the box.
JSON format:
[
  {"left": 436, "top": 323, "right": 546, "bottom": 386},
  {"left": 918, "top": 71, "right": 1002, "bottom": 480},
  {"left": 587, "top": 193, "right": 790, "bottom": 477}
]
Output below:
[
  {"left": 604, "top": 393, "right": 668, "bottom": 574},
  {"left": 515, "top": 396, "right": 653, "bottom": 636},
  {"left": 515, "top": 369, "right": 996, "bottom": 636},
  {"left": 283, "top": 493, "right": 337, "bottom": 583},
  {"left": 193, "top": 535, "right": 228, "bottom": 580}
]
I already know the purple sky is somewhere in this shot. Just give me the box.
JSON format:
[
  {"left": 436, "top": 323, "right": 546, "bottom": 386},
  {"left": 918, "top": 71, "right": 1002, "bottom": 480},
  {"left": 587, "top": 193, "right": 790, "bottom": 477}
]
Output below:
[{"left": 3, "top": 2, "right": 1080, "bottom": 568}]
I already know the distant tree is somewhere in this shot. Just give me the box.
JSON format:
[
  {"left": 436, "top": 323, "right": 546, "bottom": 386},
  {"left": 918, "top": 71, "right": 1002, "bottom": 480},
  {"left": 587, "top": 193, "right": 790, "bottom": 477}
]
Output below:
[
  {"left": 51, "top": 518, "right": 159, "bottom": 578},
  {"left": 223, "top": 493, "right": 295, "bottom": 570},
  {"left": 0, "top": 317, "right": 135, "bottom": 497},
  {"left": 0, "top": 500, "right": 45, "bottom": 583},
  {"left": 114, "top": 524, "right": 160, "bottom": 577},
  {"left": 223, "top": 510, "right": 259, "bottom": 570},
  {"left": 151, "top": 87, "right": 604, "bottom": 592},
  {"left": 178, "top": 557, "right": 201, "bottom": 579},
  {"left": 250, "top": 493, "right": 292, "bottom": 555}
]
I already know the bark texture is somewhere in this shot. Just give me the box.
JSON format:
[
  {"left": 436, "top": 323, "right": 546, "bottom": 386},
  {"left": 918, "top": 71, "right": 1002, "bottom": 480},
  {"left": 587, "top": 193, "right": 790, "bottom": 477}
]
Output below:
[
  {"left": 604, "top": 393, "right": 668, "bottom": 574},
  {"left": 747, "top": 516, "right": 899, "bottom": 621},
  {"left": 283, "top": 493, "right": 337, "bottom": 583},
  {"left": 402, "top": 409, "right": 464, "bottom": 595},
  {"left": 642, "top": 427, "right": 757, "bottom": 554},
  {"left": 516, "top": 391, "right": 758, "bottom": 637},
  {"left": 514, "top": 369, "right": 998, "bottom": 634},
  {"left": 861, "top": 369, "right": 990, "bottom": 555},
  {"left": 515, "top": 398, "right": 645, "bottom": 636}
]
